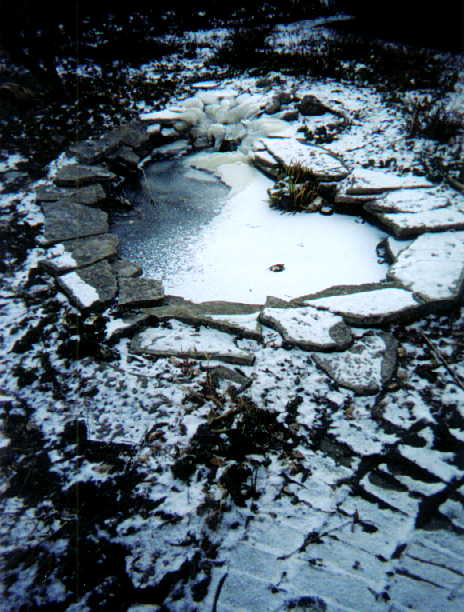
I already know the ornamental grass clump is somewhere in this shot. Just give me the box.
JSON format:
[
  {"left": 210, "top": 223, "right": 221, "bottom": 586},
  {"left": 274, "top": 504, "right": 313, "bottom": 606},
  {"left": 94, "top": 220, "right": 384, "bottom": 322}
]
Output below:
[{"left": 267, "top": 161, "right": 324, "bottom": 213}]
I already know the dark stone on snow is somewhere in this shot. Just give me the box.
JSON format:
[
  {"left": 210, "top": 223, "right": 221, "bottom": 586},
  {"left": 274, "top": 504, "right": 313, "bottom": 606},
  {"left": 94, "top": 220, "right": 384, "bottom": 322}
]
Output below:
[
  {"left": 297, "top": 94, "right": 330, "bottom": 116},
  {"left": 41, "top": 201, "right": 109, "bottom": 244}
]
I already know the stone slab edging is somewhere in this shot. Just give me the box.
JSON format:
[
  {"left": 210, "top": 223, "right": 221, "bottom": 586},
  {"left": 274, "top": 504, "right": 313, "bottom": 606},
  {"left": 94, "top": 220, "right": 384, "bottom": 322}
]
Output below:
[{"left": 29, "top": 84, "right": 464, "bottom": 395}]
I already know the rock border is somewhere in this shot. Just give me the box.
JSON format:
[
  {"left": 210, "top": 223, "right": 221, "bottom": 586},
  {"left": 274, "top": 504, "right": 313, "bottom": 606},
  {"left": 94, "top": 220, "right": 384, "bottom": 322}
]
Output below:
[{"left": 31, "top": 86, "right": 464, "bottom": 395}]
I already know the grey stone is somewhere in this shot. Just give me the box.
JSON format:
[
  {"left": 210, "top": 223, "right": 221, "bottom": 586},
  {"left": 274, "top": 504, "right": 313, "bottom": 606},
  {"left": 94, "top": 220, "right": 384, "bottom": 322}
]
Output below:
[
  {"left": 345, "top": 169, "right": 432, "bottom": 195},
  {"left": 297, "top": 94, "right": 330, "bottom": 116},
  {"left": 259, "top": 137, "right": 350, "bottom": 181},
  {"left": 279, "top": 109, "right": 299, "bottom": 121},
  {"left": 313, "top": 333, "right": 398, "bottom": 395},
  {"left": 378, "top": 236, "right": 412, "bottom": 264},
  {"left": 69, "top": 122, "right": 153, "bottom": 164},
  {"left": 118, "top": 277, "right": 164, "bottom": 308},
  {"left": 335, "top": 193, "right": 379, "bottom": 205},
  {"left": 368, "top": 206, "right": 464, "bottom": 238},
  {"left": 107, "top": 145, "right": 140, "bottom": 169},
  {"left": 56, "top": 260, "right": 117, "bottom": 310},
  {"left": 387, "top": 231, "right": 464, "bottom": 305},
  {"left": 35, "top": 184, "right": 107, "bottom": 207},
  {"left": 41, "top": 201, "right": 109, "bottom": 244},
  {"left": 69, "top": 138, "right": 119, "bottom": 165},
  {"left": 252, "top": 150, "right": 280, "bottom": 178},
  {"left": 296, "top": 283, "right": 423, "bottom": 326},
  {"left": 264, "top": 296, "right": 290, "bottom": 308},
  {"left": 116, "top": 123, "right": 153, "bottom": 154},
  {"left": 144, "top": 300, "right": 262, "bottom": 340},
  {"left": 54, "top": 164, "right": 117, "bottom": 188},
  {"left": 112, "top": 259, "right": 143, "bottom": 278},
  {"left": 105, "top": 312, "right": 151, "bottom": 342},
  {"left": 130, "top": 323, "right": 255, "bottom": 366},
  {"left": 41, "top": 234, "right": 119, "bottom": 273},
  {"left": 204, "top": 365, "right": 252, "bottom": 387},
  {"left": 259, "top": 306, "right": 352, "bottom": 351},
  {"left": 364, "top": 188, "right": 450, "bottom": 214}
]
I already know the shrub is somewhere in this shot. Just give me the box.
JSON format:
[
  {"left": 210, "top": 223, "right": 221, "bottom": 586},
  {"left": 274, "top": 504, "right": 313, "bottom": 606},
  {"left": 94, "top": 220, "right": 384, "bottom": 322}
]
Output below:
[{"left": 407, "top": 100, "right": 463, "bottom": 143}]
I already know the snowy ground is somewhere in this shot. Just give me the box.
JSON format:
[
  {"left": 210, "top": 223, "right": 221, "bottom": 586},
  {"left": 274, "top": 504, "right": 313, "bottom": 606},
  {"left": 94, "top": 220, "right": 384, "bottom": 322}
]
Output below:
[{"left": 1, "top": 14, "right": 464, "bottom": 612}]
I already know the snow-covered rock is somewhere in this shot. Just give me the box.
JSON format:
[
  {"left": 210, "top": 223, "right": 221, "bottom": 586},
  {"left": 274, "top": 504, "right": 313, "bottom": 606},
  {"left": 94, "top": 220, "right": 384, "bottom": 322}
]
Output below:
[
  {"left": 313, "top": 332, "right": 398, "bottom": 395},
  {"left": 369, "top": 206, "right": 464, "bottom": 238},
  {"left": 297, "top": 283, "right": 423, "bottom": 325},
  {"left": 57, "top": 260, "right": 117, "bottom": 310},
  {"left": 131, "top": 321, "right": 255, "bottom": 365},
  {"left": 144, "top": 300, "right": 263, "bottom": 340},
  {"left": 364, "top": 188, "right": 451, "bottom": 214},
  {"left": 345, "top": 168, "right": 433, "bottom": 195},
  {"left": 388, "top": 231, "right": 464, "bottom": 305},
  {"left": 259, "top": 306, "right": 352, "bottom": 351},
  {"left": 41, "top": 234, "right": 119, "bottom": 274},
  {"left": 258, "top": 137, "right": 350, "bottom": 180}
]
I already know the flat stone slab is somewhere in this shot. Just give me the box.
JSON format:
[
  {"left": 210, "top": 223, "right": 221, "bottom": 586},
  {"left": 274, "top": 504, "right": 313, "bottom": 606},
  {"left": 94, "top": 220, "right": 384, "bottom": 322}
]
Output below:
[
  {"left": 203, "top": 313, "right": 262, "bottom": 340},
  {"left": 298, "top": 284, "right": 423, "bottom": 326},
  {"left": 41, "top": 201, "right": 109, "bottom": 244},
  {"left": 364, "top": 188, "right": 450, "bottom": 214},
  {"left": 345, "top": 168, "right": 432, "bottom": 195},
  {"left": 118, "top": 277, "right": 164, "bottom": 308},
  {"left": 69, "top": 139, "right": 119, "bottom": 165},
  {"left": 259, "top": 306, "right": 352, "bottom": 351},
  {"left": 144, "top": 300, "right": 262, "bottom": 340},
  {"left": 252, "top": 150, "right": 281, "bottom": 178},
  {"left": 41, "top": 234, "right": 119, "bottom": 273},
  {"left": 258, "top": 137, "right": 350, "bottom": 181},
  {"left": 35, "top": 184, "right": 107, "bottom": 207},
  {"left": 369, "top": 206, "right": 464, "bottom": 238},
  {"left": 140, "top": 108, "right": 185, "bottom": 123},
  {"left": 131, "top": 321, "right": 255, "bottom": 366},
  {"left": 112, "top": 259, "right": 142, "bottom": 278},
  {"left": 313, "top": 333, "right": 398, "bottom": 395},
  {"left": 54, "top": 164, "right": 117, "bottom": 188},
  {"left": 387, "top": 231, "right": 464, "bottom": 304},
  {"left": 69, "top": 122, "right": 153, "bottom": 163},
  {"left": 105, "top": 312, "right": 151, "bottom": 342},
  {"left": 380, "top": 237, "right": 413, "bottom": 262},
  {"left": 56, "top": 260, "right": 117, "bottom": 310}
]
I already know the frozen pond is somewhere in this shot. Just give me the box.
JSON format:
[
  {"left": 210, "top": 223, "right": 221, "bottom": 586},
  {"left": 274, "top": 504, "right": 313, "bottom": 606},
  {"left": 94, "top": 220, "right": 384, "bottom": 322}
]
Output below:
[{"left": 112, "top": 153, "right": 388, "bottom": 303}]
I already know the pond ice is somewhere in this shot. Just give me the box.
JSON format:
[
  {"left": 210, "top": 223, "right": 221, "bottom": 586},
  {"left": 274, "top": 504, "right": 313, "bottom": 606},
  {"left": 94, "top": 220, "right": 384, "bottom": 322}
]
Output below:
[{"left": 114, "top": 153, "right": 387, "bottom": 303}]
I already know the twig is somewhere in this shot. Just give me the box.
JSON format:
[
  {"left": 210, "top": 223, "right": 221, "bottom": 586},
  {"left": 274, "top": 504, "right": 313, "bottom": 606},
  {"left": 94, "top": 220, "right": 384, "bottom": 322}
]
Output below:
[
  {"left": 446, "top": 175, "right": 464, "bottom": 194},
  {"left": 208, "top": 407, "right": 237, "bottom": 425},
  {"left": 418, "top": 332, "right": 464, "bottom": 390},
  {"left": 212, "top": 572, "right": 228, "bottom": 612}
]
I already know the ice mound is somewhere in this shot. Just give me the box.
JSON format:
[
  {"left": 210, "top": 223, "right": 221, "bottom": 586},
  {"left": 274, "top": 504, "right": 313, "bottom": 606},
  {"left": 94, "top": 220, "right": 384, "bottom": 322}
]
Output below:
[{"left": 141, "top": 89, "right": 292, "bottom": 153}]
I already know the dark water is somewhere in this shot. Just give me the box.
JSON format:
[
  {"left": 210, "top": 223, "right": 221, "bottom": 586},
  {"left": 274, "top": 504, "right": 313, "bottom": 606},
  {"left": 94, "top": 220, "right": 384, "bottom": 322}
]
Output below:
[{"left": 110, "top": 158, "right": 230, "bottom": 280}]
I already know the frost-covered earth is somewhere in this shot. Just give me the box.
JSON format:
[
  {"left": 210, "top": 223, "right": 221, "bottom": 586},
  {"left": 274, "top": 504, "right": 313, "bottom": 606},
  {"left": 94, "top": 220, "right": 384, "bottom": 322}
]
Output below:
[{"left": 1, "top": 15, "right": 464, "bottom": 612}]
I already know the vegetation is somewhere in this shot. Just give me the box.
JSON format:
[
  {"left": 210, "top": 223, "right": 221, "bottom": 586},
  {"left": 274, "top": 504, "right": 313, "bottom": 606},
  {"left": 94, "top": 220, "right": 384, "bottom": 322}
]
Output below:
[
  {"left": 210, "top": 27, "right": 458, "bottom": 93},
  {"left": 268, "top": 162, "right": 329, "bottom": 213}
]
